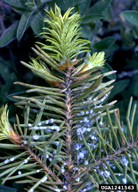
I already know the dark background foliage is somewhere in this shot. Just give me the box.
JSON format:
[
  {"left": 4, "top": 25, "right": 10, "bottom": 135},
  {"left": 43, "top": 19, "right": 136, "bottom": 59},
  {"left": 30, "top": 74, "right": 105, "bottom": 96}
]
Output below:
[{"left": 0, "top": 0, "right": 138, "bottom": 191}]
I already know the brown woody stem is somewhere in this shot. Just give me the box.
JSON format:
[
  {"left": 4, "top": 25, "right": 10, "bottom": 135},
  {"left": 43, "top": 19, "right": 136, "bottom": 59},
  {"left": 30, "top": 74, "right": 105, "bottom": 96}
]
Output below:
[{"left": 65, "top": 69, "right": 74, "bottom": 192}]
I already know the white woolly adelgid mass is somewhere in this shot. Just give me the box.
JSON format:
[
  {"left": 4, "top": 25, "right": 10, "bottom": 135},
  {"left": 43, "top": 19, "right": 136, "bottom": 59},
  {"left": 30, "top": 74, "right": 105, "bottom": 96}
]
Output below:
[{"left": 0, "top": 4, "right": 138, "bottom": 192}]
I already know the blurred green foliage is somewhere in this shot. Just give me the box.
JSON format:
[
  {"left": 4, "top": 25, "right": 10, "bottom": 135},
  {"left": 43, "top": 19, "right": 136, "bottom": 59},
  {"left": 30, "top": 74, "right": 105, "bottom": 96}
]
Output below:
[
  {"left": 0, "top": 185, "right": 17, "bottom": 192},
  {"left": 0, "top": 0, "right": 113, "bottom": 47}
]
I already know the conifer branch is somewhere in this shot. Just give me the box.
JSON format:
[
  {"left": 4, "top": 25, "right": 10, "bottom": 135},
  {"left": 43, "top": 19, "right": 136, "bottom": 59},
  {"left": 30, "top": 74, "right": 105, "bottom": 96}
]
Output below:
[{"left": 0, "top": 5, "right": 138, "bottom": 192}]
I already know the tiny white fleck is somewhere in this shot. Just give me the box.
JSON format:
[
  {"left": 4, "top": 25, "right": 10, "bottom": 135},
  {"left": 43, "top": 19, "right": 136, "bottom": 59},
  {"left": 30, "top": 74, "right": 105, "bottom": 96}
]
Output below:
[
  {"left": 4, "top": 159, "right": 9, "bottom": 164},
  {"left": 10, "top": 157, "right": 15, "bottom": 161},
  {"left": 61, "top": 168, "right": 65, "bottom": 173},
  {"left": 106, "top": 161, "right": 110, "bottom": 165},
  {"left": 75, "top": 143, "right": 81, "bottom": 150},
  {"left": 75, "top": 177, "right": 80, "bottom": 182},
  {"left": 122, "top": 156, "right": 128, "bottom": 166},
  {"left": 45, "top": 120, "right": 49, "bottom": 124},
  {"left": 83, "top": 117, "right": 89, "bottom": 123},
  {"left": 122, "top": 178, "right": 127, "bottom": 184},
  {"left": 84, "top": 160, "right": 88, "bottom": 165},
  {"left": 28, "top": 123, "right": 32, "bottom": 127},
  {"left": 63, "top": 185, "right": 67, "bottom": 189},
  {"left": 82, "top": 127, "right": 87, "bottom": 133},
  {"left": 90, "top": 109, "right": 93, "bottom": 114},
  {"left": 99, "top": 170, "right": 103, "bottom": 175},
  {"left": 36, "top": 169, "right": 40, "bottom": 173},
  {"left": 117, "top": 173, "right": 121, "bottom": 176},
  {"left": 55, "top": 141, "right": 59, "bottom": 146},
  {"left": 105, "top": 93, "right": 108, "bottom": 97},
  {"left": 52, "top": 125, "right": 60, "bottom": 131},
  {"left": 55, "top": 189, "right": 60, "bottom": 192},
  {"left": 78, "top": 152, "right": 84, "bottom": 159},
  {"left": 24, "top": 159, "right": 28, "bottom": 164},
  {"left": 49, "top": 118, "right": 54, "bottom": 124},
  {"left": 18, "top": 171, "right": 22, "bottom": 175},
  {"left": 88, "top": 97, "right": 92, "bottom": 101},
  {"left": 104, "top": 170, "right": 110, "bottom": 177},
  {"left": 49, "top": 157, "right": 52, "bottom": 161},
  {"left": 24, "top": 140, "right": 28, "bottom": 145},
  {"left": 32, "top": 134, "right": 39, "bottom": 140},
  {"left": 90, "top": 135, "right": 96, "bottom": 140},
  {"left": 33, "top": 126, "right": 38, "bottom": 130},
  {"left": 81, "top": 111, "right": 84, "bottom": 115},
  {"left": 102, "top": 163, "right": 107, "bottom": 169},
  {"left": 99, "top": 121, "right": 103, "bottom": 126},
  {"left": 87, "top": 128, "right": 91, "bottom": 132},
  {"left": 41, "top": 175, "right": 47, "bottom": 182},
  {"left": 46, "top": 154, "right": 49, "bottom": 158}
]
